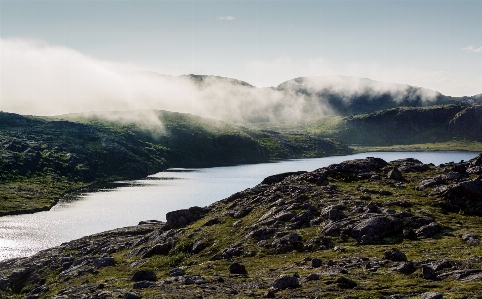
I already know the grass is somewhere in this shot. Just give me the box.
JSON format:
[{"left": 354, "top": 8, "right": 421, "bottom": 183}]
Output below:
[{"left": 354, "top": 141, "right": 482, "bottom": 153}]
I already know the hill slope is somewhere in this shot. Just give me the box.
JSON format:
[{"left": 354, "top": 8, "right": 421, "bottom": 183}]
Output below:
[
  {"left": 1, "top": 154, "right": 482, "bottom": 298},
  {"left": 0, "top": 110, "right": 351, "bottom": 216}
]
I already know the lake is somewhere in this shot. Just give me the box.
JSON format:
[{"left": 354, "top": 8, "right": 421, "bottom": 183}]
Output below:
[{"left": 0, "top": 151, "right": 479, "bottom": 261}]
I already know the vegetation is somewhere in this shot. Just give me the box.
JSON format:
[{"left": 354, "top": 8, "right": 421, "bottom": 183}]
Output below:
[
  {"left": 0, "top": 110, "right": 351, "bottom": 216},
  {"left": 2, "top": 155, "right": 482, "bottom": 298}
]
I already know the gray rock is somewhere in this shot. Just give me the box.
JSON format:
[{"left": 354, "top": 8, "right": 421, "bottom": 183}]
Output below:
[
  {"left": 131, "top": 270, "right": 157, "bottom": 282},
  {"left": 416, "top": 222, "right": 440, "bottom": 238},
  {"left": 335, "top": 276, "right": 357, "bottom": 289},
  {"left": 388, "top": 167, "right": 404, "bottom": 180},
  {"left": 169, "top": 267, "right": 186, "bottom": 277},
  {"left": 351, "top": 215, "right": 402, "bottom": 244},
  {"left": 0, "top": 278, "right": 9, "bottom": 291},
  {"left": 420, "top": 292, "right": 443, "bottom": 299},
  {"left": 124, "top": 292, "right": 142, "bottom": 299},
  {"left": 190, "top": 240, "right": 206, "bottom": 254},
  {"left": 93, "top": 257, "right": 115, "bottom": 268},
  {"left": 422, "top": 266, "right": 437, "bottom": 280},
  {"left": 272, "top": 275, "right": 300, "bottom": 289},
  {"left": 133, "top": 280, "right": 151, "bottom": 289},
  {"left": 321, "top": 205, "right": 346, "bottom": 220},
  {"left": 305, "top": 273, "right": 320, "bottom": 281},
  {"left": 165, "top": 206, "right": 208, "bottom": 229},
  {"left": 311, "top": 258, "right": 322, "bottom": 268},
  {"left": 229, "top": 262, "right": 247, "bottom": 275},
  {"left": 384, "top": 248, "right": 407, "bottom": 261},
  {"left": 393, "top": 261, "right": 415, "bottom": 274},
  {"left": 462, "top": 234, "right": 480, "bottom": 245}
]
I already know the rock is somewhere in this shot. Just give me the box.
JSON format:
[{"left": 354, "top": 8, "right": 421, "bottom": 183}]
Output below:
[
  {"left": 0, "top": 278, "right": 9, "bottom": 291},
  {"left": 190, "top": 240, "right": 206, "bottom": 254},
  {"left": 9, "top": 268, "right": 30, "bottom": 282},
  {"left": 416, "top": 222, "right": 440, "bottom": 238},
  {"left": 421, "top": 266, "right": 437, "bottom": 280},
  {"left": 388, "top": 168, "right": 404, "bottom": 181},
  {"left": 169, "top": 267, "right": 186, "bottom": 277},
  {"left": 420, "top": 292, "right": 443, "bottom": 299},
  {"left": 93, "top": 257, "right": 115, "bottom": 268},
  {"left": 124, "top": 292, "right": 142, "bottom": 299},
  {"left": 272, "top": 275, "right": 300, "bottom": 289},
  {"left": 431, "top": 260, "right": 453, "bottom": 272},
  {"left": 131, "top": 270, "right": 157, "bottom": 282},
  {"left": 305, "top": 273, "right": 320, "bottom": 281},
  {"left": 335, "top": 277, "right": 357, "bottom": 289},
  {"left": 264, "top": 289, "right": 276, "bottom": 298},
  {"left": 261, "top": 171, "right": 307, "bottom": 185},
  {"left": 321, "top": 205, "right": 346, "bottom": 220},
  {"left": 384, "top": 248, "right": 407, "bottom": 261},
  {"left": 436, "top": 178, "right": 482, "bottom": 215},
  {"left": 133, "top": 280, "right": 151, "bottom": 289},
  {"left": 149, "top": 243, "right": 171, "bottom": 256},
  {"left": 203, "top": 218, "right": 221, "bottom": 226},
  {"left": 393, "top": 262, "right": 415, "bottom": 274},
  {"left": 311, "top": 258, "right": 322, "bottom": 268},
  {"left": 462, "top": 234, "right": 480, "bottom": 245},
  {"left": 229, "top": 263, "right": 247, "bottom": 275},
  {"left": 288, "top": 232, "right": 300, "bottom": 243},
  {"left": 164, "top": 206, "right": 208, "bottom": 229},
  {"left": 351, "top": 215, "right": 402, "bottom": 244}
]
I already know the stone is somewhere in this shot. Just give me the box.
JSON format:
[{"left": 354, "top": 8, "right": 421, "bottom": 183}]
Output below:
[
  {"left": 190, "top": 240, "right": 206, "bottom": 254},
  {"left": 124, "top": 292, "right": 142, "bottom": 299},
  {"left": 311, "top": 258, "right": 322, "bottom": 268},
  {"left": 416, "top": 222, "right": 440, "bottom": 238},
  {"left": 321, "top": 205, "right": 346, "bottom": 220},
  {"left": 422, "top": 266, "right": 437, "bottom": 280},
  {"left": 93, "top": 257, "right": 115, "bottom": 268},
  {"left": 462, "top": 234, "right": 480, "bottom": 245},
  {"left": 335, "top": 277, "right": 357, "bottom": 289},
  {"left": 420, "top": 292, "right": 443, "bottom": 299},
  {"left": 131, "top": 270, "right": 157, "bottom": 282},
  {"left": 229, "top": 263, "right": 247, "bottom": 275},
  {"left": 272, "top": 275, "right": 300, "bottom": 289},
  {"left": 388, "top": 168, "right": 404, "bottom": 181},
  {"left": 305, "top": 273, "right": 320, "bottom": 281},
  {"left": 169, "top": 267, "right": 186, "bottom": 277},
  {"left": 384, "top": 248, "right": 407, "bottom": 261},
  {"left": 133, "top": 280, "right": 151, "bottom": 289},
  {"left": 264, "top": 290, "right": 276, "bottom": 298},
  {"left": 394, "top": 262, "right": 415, "bottom": 274}
]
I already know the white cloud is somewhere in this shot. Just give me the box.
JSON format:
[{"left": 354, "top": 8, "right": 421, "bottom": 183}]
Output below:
[
  {"left": 248, "top": 56, "right": 481, "bottom": 97},
  {"left": 217, "top": 16, "right": 235, "bottom": 21},
  {"left": 463, "top": 46, "right": 482, "bottom": 53}
]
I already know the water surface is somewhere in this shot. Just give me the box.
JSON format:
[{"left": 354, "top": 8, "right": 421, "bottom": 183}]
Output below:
[{"left": 0, "top": 151, "right": 478, "bottom": 260}]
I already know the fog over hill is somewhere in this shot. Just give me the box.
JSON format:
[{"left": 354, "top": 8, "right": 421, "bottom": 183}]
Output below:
[{"left": 1, "top": 38, "right": 481, "bottom": 125}]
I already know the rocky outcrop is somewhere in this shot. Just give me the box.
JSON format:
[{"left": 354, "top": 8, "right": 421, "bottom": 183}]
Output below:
[{"left": 1, "top": 155, "right": 482, "bottom": 298}]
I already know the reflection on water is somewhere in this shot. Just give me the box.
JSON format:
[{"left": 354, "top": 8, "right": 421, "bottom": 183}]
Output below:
[{"left": 0, "top": 151, "right": 479, "bottom": 261}]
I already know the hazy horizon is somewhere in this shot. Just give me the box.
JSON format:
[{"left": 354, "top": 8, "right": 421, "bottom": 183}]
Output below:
[{"left": 1, "top": 0, "right": 481, "bottom": 117}]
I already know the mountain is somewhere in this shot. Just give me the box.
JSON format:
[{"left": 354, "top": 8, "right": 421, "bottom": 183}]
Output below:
[
  {"left": 276, "top": 76, "right": 462, "bottom": 116},
  {"left": 1, "top": 155, "right": 482, "bottom": 298},
  {"left": 305, "top": 104, "right": 482, "bottom": 146},
  {"left": 0, "top": 110, "right": 351, "bottom": 216}
]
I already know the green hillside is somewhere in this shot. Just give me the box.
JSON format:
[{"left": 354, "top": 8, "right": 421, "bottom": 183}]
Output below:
[{"left": 0, "top": 110, "right": 351, "bottom": 216}]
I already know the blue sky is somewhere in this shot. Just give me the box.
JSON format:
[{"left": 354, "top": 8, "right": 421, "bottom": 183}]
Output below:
[{"left": 1, "top": 0, "right": 481, "bottom": 96}]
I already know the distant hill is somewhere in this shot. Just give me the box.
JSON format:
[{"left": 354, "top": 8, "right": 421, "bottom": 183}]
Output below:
[
  {"left": 180, "top": 74, "right": 479, "bottom": 121},
  {"left": 0, "top": 110, "right": 351, "bottom": 216},
  {"left": 305, "top": 104, "right": 482, "bottom": 146}
]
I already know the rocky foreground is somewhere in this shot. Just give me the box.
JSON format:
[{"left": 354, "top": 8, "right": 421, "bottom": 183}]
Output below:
[{"left": 1, "top": 155, "right": 482, "bottom": 299}]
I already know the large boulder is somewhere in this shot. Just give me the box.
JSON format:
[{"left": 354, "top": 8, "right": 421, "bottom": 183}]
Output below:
[
  {"left": 164, "top": 206, "right": 209, "bottom": 229},
  {"left": 272, "top": 275, "right": 300, "bottom": 289}
]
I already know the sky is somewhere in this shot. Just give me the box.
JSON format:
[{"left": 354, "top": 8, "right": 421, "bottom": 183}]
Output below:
[{"left": 0, "top": 0, "right": 481, "bottom": 116}]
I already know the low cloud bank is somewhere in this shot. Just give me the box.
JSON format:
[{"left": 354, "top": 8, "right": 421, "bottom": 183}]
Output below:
[{"left": 1, "top": 38, "right": 443, "bottom": 125}]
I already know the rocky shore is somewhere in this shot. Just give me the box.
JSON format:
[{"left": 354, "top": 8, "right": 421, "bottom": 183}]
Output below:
[{"left": 1, "top": 154, "right": 482, "bottom": 298}]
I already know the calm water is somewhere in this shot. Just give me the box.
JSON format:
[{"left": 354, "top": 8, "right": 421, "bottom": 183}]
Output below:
[{"left": 0, "top": 151, "right": 478, "bottom": 261}]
